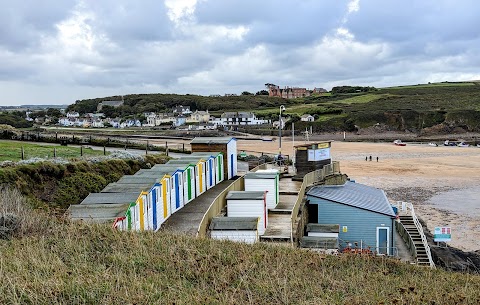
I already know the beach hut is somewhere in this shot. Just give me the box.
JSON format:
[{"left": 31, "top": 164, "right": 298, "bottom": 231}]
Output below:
[
  {"left": 114, "top": 175, "right": 167, "bottom": 230},
  {"left": 244, "top": 172, "right": 279, "bottom": 209},
  {"left": 133, "top": 170, "right": 173, "bottom": 221},
  {"left": 190, "top": 152, "right": 223, "bottom": 189},
  {"left": 209, "top": 217, "right": 259, "bottom": 244},
  {"left": 166, "top": 160, "right": 196, "bottom": 203},
  {"left": 226, "top": 191, "right": 267, "bottom": 235},
  {"left": 151, "top": 164, "right": 187, "bottom": 213},
  {"left": 167, "top": 157, "right": 207, "bottom": 197},
  {"left": 190, "top": 137, "right": 237, "bottom": 180},
  {"left": 306, "top": 182, "right": 396, "bottom": 255},
  {"left": 76, "top": 192, "right": 141, "bottom": 228}
]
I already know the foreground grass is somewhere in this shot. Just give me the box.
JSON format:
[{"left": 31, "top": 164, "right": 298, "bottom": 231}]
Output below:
[
  {"left": 0, "top": 140, "right": 106, "bottom": 162},
  {"left": 1, "top": 221, "right": 479, "bottom": 304}
]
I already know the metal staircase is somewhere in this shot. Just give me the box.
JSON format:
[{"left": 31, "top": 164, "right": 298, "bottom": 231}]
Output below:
[
  {"left": 395, "top": 201, "right": 435, "bottom": 268},
  {"left": 398, "top": 215, "right": 431, "bottom": 266}
]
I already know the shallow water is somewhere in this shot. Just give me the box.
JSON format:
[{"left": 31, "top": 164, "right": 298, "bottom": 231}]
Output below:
[{"left": 428, "top": 187, "right": 480, "bottom": 217}]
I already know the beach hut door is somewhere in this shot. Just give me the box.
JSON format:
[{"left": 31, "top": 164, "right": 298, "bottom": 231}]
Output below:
[{"left": 376, "top": 227, "right": 390, "bottom": 255}]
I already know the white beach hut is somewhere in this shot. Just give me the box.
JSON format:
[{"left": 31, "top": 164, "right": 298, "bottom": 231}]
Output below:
[
  {"left": 226, "top": 191, "right": 268, "bottom": 235},
  {"left": 209, "top": 217, "right": 259, "bottom": 244},
  {"left": 244, "top": 172, "right": 279, "bottom": 209}
]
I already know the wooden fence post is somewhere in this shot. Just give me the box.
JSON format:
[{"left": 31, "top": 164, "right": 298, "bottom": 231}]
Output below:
[
  {"left": 21, "top": 146, "right": 25, "bottom": 160},
  {"left": 80, "top": 146, "right": 83, "bottom": 156},
  {"left": 54, "top": 147, "right": 56, "bottom": 158}
]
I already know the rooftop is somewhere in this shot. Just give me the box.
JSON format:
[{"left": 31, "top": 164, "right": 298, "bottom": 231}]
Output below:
[
  {"left": 190, "top": 137, "right": 236, "bottom": 144},
  {"left": 244, "top": 172, "right": 278, "bottom": 179},
  {"left": 209, "top": 217, "right": 259, "bottom": 231},
  {"left": 80, "top": 192, "right": 140, "bottom": 205},
  {"left": 307, "top": 181, "right": 395, "bottom": 217},
  {"left": 226, "top": 191, "right": 265, "bottom": 200}
]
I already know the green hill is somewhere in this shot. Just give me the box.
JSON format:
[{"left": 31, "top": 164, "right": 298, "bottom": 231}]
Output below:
[{"left": 67, "top": 82, "right": 480, "bottom": 133}]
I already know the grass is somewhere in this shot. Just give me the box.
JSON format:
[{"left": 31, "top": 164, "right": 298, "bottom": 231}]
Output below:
[
  {"left": 0, "top": 216, "right": 479, "bottom": 304},
  {"left": 0, "top": 140, "right": 107, "bottom": 162},
  {"left": 383, "top": 82, "right": 476, "bottom": 89}
]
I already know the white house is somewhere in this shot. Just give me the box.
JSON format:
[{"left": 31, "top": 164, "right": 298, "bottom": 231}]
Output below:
[
  {"left": 273, "top": 117, "right": 287, "bottom": 129},
  {"left": 172, "top": 105, "right": 192, "bottom": 115},
  {"left": 66, "top": 111, "right": 80, "bottom": 118},
  {"left": 211, "top": 112, "right": 270, "bottom": 126},
  {"left": 301, "top": 114, "right": 315, "bottom": 122}
]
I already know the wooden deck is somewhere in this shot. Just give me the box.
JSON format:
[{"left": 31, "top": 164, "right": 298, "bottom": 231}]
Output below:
[{"left": 260, "top": 178, "right": 302, "bottom": 242}]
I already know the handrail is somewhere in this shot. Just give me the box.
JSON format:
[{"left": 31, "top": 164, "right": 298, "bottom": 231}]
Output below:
[
  {"left": 394, "top": 201, "right": 435, "bottom": 268},
  {"left": 197, "top": 161, "right": 282, "bottom": 238},
  {"left": 290, "top": 161, "right": 340, "bottom": 244}
]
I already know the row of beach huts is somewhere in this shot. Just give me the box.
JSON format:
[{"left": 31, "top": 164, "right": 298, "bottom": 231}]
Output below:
[{"left": 68, "top": 137, "right": 238, "bottom": 231}]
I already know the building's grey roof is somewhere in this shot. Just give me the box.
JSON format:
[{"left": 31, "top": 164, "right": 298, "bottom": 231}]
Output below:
[
  {"left": 306, "top": 223, "right": 339, "bottom": 233},
  {"left": 151, "top": 164, "right": 186, "bottom": 172},
  {"left": 190, "top": 137, "right": 235, "bottom": 144},
  {"left": 68, "top": 203, "right": 129, "bottom": 223},
  {"left": 116, "top": 175, "right": 161, "bottom": 184},
  {"left": 190, "top": 152, "right": 222, "bottom": 157},
  {"left": 134, "top": 169, "right": 172, "bottom": 177},
  {"left": 166, "top": 160, "right": 197, "bottom": 166},
  {"left": 80, "top": 192, "right": 140, "bottom": 205},
  {"left": 101, "top": 182, "right": 152, "bottom": 193},
  {"left": 244, "top": 172, "right": 277, "bottom": 179},
  {"left": 226, "top": 191, "right": 265, "bottom": 200},
  {"left": 300, "top": 236, "right": 338, "bottom": 249},
  {"left": 209, "top": 217, "right": 259, "bottom": 231},
  {"left": 307, "top": 181, "right": 395, "bottom": 217}
]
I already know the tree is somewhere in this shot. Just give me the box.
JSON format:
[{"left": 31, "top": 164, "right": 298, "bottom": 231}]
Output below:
[
  {"left": 255, "top": 90, "right": 269, "bottom": 96},
  {"left": 241, "top": 91, "right": 254, "bottom": 96},
  {"left": 46, "top": 108, "right": 61, "bottom": 118}
]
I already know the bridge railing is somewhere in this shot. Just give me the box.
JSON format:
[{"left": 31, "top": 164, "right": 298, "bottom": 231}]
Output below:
[{"left": 290, "top": 161, "right": 340, "bottom": 244}]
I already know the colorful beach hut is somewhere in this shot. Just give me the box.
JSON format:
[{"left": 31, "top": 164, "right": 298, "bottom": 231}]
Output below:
[
  {"left": 190, "top": 137, "right": 237, "bottom": 180},
  {"left": 244, "top": 171, "right": 280, "bottom": 209},
  {"left": 190, "top": 152, "right": 224, "bottom": 188}
]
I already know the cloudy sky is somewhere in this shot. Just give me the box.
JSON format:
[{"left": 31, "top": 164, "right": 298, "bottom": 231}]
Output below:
[{"left": 1, "top": 0, "right": 479, "bottom": 106}]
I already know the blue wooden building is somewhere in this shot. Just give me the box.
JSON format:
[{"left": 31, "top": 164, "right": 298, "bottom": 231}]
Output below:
[{"left": 306, "top": 181, "right": 396, "bottom": 255}]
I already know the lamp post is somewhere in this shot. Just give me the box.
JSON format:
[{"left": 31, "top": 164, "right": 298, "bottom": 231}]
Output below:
[{"left": 279, "top": 105, "right": 286, "bottom": 155}]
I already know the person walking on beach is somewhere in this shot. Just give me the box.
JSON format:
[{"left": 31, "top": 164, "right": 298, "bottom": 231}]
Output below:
[
  {"left": 366, "top": 156, "right": 368, "bottom": 161},
  {"left": 376, "top": 156, "right": 379, "bottom": 162},
  {"left": 369, "top": 155, "right": 372, "bottom": 161}
]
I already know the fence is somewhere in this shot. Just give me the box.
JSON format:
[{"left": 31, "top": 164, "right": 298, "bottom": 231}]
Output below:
[{"left": 290, "top": 161, "right": 340, "bottom": 244}]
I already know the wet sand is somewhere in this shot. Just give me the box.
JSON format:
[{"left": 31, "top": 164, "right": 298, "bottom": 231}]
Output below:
[{"left": 237, "top": 139, "right": 480, "bottom": 252}]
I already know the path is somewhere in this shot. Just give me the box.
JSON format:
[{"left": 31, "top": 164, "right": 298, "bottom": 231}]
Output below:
[
  {"left": 162, "top": 179, "right": 237, "bottom": 235},
  {"left": 260, "top": 177, "right": 302, "bottom": 242}
]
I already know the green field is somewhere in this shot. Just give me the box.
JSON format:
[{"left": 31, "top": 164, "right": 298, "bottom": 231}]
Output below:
[{"left": 0, "top": 141, "right": 106, "bottom": 162}]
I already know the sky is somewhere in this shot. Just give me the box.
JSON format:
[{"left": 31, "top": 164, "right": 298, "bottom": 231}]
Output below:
[{"left": 1, "top": 0, "right": 480, "bottom": 106}]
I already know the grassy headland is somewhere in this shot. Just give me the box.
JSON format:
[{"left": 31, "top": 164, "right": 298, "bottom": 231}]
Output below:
[{"left": 0, "top": 217, "right": 479, "bottom": 304}]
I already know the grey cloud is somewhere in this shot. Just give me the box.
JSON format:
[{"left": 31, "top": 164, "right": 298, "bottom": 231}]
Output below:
[{"left": 0, "top": 0, "right": 77, "bottom": 50}]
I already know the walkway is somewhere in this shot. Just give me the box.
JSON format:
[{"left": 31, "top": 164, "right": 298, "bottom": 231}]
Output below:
[
  {"left": 260, "top": 177, "right": 302, "bottom": 242},
  {"left": 162, "top": 179, "right": 237, "bottom": 236}
]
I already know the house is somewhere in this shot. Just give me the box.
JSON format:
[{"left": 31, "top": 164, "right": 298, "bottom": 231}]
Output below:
[
  {"left": 188, "top": 110, "right": 210, "bottom": 123},
  {"left": 300, "top": 114, "right": 315, "bottom": 122},
  {"left": 211, "top": 112, "right": 270, "bottom": 126},
  {"left": 172, "top": 105, "right": 192, "bottom": 115},
  {"left": 66, "top": 111, "right": 80, "bottom": 118},
  {"left": 97, "top": 100, "right": 124, "bottom": 112},
  {"left": 266, "top": 84, "right": 311, "bottom": 99},
  {"left": 91, "top": 119, "right": 105, "bottom": 128},
  {"left": 306, "top": 181, "right": 396, "bottom": 255},
  {"left": 174, "top": 115, "right": 186, "bottom": 127},
  {"left": 313, "top": 87, "right": 328, "bottom": 94}
]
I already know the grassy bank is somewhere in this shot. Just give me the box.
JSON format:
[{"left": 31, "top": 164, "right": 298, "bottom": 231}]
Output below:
[
  {"left": 0, "top": 219, "right": 479, "bottom": 304},
  {"left": 0, "top": 140, "right": 106, "bottom": 162},
  {"left": 0, "top": 154, "right": 169, "bottom": 211}
]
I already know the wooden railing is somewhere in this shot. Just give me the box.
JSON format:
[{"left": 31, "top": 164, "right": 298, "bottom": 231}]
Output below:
[
  {"left": 396, "top": 221, "right": 418, "bottom": 259},
  {"left": 290, "top": 161, "right": 340, "bottom": 244}
]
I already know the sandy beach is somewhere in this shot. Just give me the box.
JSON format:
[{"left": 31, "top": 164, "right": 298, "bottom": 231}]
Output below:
[{"left": 236, "top": 139, "right": 480, "bottom": 252}]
